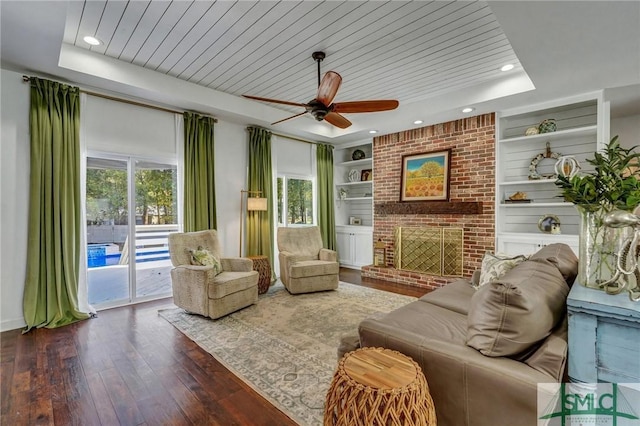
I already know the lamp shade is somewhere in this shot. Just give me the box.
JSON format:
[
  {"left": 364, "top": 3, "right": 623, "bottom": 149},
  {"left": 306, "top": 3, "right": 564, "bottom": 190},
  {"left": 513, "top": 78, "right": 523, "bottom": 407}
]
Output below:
[{"left": 247, "top": 197, "right": 268, "bottom": 211}]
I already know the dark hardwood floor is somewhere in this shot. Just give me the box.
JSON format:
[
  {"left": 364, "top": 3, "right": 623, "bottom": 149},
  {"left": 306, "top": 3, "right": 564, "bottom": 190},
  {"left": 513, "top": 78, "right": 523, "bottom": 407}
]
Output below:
[{"left": 1, "top": 269, "right": 428, "bottom": 425}]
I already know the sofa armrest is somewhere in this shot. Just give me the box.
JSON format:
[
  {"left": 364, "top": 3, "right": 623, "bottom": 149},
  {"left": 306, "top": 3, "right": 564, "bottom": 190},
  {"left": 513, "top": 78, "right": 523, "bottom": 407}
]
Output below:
[
  {"left": 359, "top": 317, "right": 558, "bottom": 425},
  {"left": 319, "top": 248, "right": 337, "bottom": 262},
  {"left": 220, "top": 257, "right": 253, "bottom": 272}
]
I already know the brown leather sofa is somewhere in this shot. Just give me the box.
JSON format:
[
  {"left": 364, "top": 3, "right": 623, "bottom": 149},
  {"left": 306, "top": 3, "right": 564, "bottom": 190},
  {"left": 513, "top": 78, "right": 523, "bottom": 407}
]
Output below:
[{"left": 358, "top": 244, "right": 578, "bottom": 426}]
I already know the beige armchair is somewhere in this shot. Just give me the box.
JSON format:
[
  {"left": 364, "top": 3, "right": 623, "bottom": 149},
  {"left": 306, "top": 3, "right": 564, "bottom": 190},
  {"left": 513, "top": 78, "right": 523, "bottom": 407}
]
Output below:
[
  {"left": 168, "top": 230, "right": 258, "bottom": 319},
  {"left": 277, "top": 226, "right": 339, "bottom": 294}
]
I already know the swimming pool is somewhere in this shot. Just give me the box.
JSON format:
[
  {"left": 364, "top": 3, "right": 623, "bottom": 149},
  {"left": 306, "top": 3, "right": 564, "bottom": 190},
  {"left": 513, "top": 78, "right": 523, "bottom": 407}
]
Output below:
[{"left": 87, "top": 244, "right": 170, "bottom": 268}]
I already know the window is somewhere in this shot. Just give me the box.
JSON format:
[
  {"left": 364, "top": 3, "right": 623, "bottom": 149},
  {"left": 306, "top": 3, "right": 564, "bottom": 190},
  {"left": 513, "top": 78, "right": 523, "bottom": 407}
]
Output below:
[
  {"left": 86, "top": 155, "right": 178, "bottom": 308},
  {"left": 277, "top": 175, "right": 315, "bottom": 226}
]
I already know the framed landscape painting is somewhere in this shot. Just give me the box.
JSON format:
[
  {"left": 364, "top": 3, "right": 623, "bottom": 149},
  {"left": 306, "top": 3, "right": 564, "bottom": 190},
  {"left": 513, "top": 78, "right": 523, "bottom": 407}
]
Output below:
[{"left": 400, "top": 149, "right": 451, "bottom": 201}]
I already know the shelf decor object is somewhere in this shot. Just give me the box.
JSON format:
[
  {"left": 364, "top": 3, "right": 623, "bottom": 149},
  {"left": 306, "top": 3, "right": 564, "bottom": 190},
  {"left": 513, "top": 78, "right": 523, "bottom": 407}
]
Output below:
[
  {"left": 555, "top": 136, "right": 640, "bottom": 289},
  {"left": 351, "top": 149, "right": 365, "bottom": 160},
  {"left": 538, "top": 214, "right": 561, "bottom": 234},
  {"left": 538, "top": 118, "right": 557, "bottom": 133},
  {"left": 528, "top": 142, "right": 561, "bottom": 180},
  {"left": 373, "top": 239, "right": 387, "bottom": 267},
  {"left": 400, "top": 149, "right": 451, "bottom": 202},
  {"left": 554, "top": 155, "right": 581, "bottom": 179},
  {"left": 599, "top": 209, "right": 640, "bottom": 301},
  {"left": 348, "top": 169, "right": 360, "bottom": 182},
  {"left": 360, "top": 169, "right": 372, "bottom": 181}
]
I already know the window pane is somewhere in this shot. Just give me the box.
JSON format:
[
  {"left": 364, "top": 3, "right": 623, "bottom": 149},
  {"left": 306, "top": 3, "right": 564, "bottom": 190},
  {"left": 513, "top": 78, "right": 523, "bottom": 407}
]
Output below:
[
  {"left": 287, "top": 178, "right": 313, "bottom": 224},
  {"left": 134, "top": 160, "right": 177, "bottom": 299},
  {"left": 86, "top": 157, "right": 129, "bottom": 305}
]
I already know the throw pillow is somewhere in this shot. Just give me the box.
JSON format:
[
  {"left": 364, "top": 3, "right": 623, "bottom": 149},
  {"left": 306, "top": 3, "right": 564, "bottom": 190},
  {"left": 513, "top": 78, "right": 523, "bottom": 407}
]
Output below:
[
  {"left": 189, "top": 246, "right": 222, "bottom": 275},
  {"left": 466, "top": 259, "right": 570, "bottom": 357},
  {"left": 476, "top": 252, "right": 527, "bottom": 288}
]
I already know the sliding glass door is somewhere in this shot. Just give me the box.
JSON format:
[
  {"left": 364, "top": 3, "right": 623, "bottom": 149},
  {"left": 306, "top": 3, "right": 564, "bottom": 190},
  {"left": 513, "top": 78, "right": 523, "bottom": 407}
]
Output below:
[{"left": 86, "top": 155, "right": 177, "bottom": 308}]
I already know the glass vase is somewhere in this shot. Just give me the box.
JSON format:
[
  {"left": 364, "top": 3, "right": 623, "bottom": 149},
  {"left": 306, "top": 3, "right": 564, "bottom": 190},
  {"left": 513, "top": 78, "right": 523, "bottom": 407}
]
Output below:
[{"left": 576, "top": 205, "right": 631, "bottom": 289}]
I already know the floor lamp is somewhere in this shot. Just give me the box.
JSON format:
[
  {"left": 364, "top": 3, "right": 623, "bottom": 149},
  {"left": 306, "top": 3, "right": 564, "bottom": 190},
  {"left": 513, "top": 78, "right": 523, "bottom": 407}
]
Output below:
[{"left": 239, "top": 190, "right": 268, "bottom": 256}]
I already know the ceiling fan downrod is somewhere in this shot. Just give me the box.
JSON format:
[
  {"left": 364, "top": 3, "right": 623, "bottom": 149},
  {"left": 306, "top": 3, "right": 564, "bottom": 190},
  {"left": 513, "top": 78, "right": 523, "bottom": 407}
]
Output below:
[{"left": 312, "top": 51, "right": 325, "bottom": 88}]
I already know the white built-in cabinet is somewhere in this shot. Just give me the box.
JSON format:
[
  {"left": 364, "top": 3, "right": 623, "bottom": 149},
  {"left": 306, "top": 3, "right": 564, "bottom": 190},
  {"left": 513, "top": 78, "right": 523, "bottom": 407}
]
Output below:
[
  {"left": 334, "top": 141, "right": 374, "bottom": 269},
  {"left": 336, "top": 226, "right": 373, "bottom": 268},
  {"left": 495, "top": 92, "right": 609, "bottom": 257}
]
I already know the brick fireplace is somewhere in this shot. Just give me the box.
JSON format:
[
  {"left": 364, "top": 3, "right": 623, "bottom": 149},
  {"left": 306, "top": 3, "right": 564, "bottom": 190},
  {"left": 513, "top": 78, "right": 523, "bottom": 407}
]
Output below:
[{"left": 362, "top": 114, "right": 496, "bottom": 289}]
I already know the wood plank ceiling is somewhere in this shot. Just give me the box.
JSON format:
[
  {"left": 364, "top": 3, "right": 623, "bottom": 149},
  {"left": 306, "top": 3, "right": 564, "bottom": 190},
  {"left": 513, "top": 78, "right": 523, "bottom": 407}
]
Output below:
[{"left": 64, "top": 1, "right": 522, "bottom": 114}]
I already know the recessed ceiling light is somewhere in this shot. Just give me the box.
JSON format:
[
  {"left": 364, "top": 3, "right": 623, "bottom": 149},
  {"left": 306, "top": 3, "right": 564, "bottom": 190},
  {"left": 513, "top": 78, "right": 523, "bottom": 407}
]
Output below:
[
  {"left": 369, "top": 130, "right": 378, "bottom": 134},
  {"left": 413, "top": 120, "right": 423, "bottom": 125},
  {"left": 83, "top": 36, "right": 102, "bottom": 46},
  {"left": 501, "top": 64, "right": 514, "bottom": 72},
  {"left": 462, "top": 107, "right": 475, "bottom": 113}
]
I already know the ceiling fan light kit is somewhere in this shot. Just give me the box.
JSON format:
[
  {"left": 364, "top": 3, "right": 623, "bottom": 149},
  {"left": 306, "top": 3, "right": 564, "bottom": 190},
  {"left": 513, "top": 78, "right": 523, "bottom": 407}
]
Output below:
[{"left": 243, "top": 52, "right": 399, "bottom": 129}]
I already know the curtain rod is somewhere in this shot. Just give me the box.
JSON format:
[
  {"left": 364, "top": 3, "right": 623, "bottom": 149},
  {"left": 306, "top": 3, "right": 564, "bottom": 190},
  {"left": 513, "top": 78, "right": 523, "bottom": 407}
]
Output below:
[
  {"left": 247, "top": 126, "right": 325, "bottom": 146},
  {"left": 22, "top": 75, "right": 217, "bottom": 122}
]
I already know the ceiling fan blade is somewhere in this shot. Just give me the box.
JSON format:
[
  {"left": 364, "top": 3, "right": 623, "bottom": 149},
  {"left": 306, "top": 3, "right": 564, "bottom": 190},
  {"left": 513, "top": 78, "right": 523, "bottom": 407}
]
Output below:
[
  {"left": 243, "top": 95, "right": 307, "bottom": 108},
  {"left": 271, "top": 111, "right": 308, "bottom": 126},
  {"left": 324, "top": 112, "right": 351, "bottom": 129},
  {"left": 316, "top": 71, "right": 342, "bottom": 106},
  {"left": 332, "top": 100, "right": 399, "bottom": 113}
]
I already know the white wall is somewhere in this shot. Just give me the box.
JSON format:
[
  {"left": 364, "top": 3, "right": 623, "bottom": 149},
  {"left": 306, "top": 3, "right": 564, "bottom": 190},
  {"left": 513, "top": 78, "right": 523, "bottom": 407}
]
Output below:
[
  {"left": 611, "top": 115, "right": 640, "bottom": 149},
  {"left": 1, "top": 69, "right": 30, "bottom": 331},
  {"left": 0, "top": 68, "right": 248, "bottom": 331},
  {"left": 214, "top": 120, "right": 248, "bottom": 258}
]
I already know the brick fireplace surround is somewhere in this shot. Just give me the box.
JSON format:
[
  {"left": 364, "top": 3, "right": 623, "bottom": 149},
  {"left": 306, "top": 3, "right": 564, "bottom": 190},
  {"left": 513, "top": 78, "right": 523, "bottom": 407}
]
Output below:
[{"left": 362, "top": 113, "right": 496, "bottom": 289}]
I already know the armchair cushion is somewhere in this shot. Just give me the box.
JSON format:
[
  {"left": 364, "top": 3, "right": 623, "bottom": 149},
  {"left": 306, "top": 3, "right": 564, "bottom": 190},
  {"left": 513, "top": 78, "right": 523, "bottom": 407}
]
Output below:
[
  {"left": 209, "top": 271, "right": 260, "bottom": 299},
  {"left": 277, "top": 226, "right": 324, "bottom": 257},
  {"left": 290, "top": 260, "right": 339, "bottom": 278}
]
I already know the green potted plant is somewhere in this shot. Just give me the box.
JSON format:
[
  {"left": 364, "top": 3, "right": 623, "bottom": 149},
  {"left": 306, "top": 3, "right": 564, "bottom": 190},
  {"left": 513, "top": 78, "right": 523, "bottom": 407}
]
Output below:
[{"left": 555, "top": 136, "right": 640, "bottom": 288}]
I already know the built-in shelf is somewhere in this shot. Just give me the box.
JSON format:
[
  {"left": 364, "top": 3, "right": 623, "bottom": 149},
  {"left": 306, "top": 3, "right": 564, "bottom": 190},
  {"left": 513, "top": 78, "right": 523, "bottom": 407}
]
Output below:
[
  {"left": 338, "top": 158, "right": 372, "bottom": 167},
  {"left": 499, "top": 202, "right": 574, "bottom": 208},
  {"left": 498, "top": 125, "right": 597, "bottom": 145},
  {"left": 336, "top": 181, "right": 372, "bottom": 187},
  {"left": 498, "top": 179, "right": 557, "bottom": 186},
  {"left": 495, "top": 93, "right": 605, "bottom": 244}
]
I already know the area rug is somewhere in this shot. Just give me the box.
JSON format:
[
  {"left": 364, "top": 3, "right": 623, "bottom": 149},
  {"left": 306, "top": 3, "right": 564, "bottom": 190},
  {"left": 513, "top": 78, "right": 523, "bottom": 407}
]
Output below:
[{"left": 158, "top": 281, "right": 416, "bottom": 425}]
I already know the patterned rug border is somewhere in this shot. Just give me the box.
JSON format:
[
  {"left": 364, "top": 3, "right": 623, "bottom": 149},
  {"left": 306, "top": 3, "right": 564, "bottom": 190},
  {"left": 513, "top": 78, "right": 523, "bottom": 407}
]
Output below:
[{"left": 158, "top": 281, "right": 416, "bottom": 425}]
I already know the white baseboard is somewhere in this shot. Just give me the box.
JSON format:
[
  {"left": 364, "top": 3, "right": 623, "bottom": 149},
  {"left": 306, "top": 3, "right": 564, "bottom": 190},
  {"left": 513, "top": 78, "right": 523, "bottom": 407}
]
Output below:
[{"left": 1, "top": 317, "right": 26, "bottom": 332}]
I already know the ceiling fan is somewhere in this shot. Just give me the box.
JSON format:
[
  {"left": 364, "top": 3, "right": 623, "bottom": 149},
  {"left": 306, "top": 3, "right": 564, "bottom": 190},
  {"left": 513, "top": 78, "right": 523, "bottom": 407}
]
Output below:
[{"left": 242, "top": 52, "right": 399, "bottom": 129}]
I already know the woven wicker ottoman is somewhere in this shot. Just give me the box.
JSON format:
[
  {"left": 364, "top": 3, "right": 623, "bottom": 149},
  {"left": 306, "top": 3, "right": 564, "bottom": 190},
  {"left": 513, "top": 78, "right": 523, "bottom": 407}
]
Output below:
[{"left": 324, "top": 347, "right": 436, "bottom": 425}]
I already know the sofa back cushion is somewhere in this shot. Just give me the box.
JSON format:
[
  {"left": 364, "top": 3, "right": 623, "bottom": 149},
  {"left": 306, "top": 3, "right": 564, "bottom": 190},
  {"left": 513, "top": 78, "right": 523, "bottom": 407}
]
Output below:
[
  {"left": 466, "top": 258, "right": 571, "bottom": 357},
  {"left": 529, "top": 243, "right": 579, "bottom": 286}
]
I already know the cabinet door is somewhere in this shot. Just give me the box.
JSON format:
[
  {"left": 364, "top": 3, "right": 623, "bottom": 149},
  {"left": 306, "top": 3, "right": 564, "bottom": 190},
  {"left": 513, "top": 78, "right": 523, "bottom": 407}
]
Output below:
[
  {"left": 336, "top": 230, "right": 352, "bottom": 265},
  {"left": 352, "top": 232, "right": 373, "bottom": 267},
  {"left": 497, "top": 238, "right": 541, "bottom": 256}
]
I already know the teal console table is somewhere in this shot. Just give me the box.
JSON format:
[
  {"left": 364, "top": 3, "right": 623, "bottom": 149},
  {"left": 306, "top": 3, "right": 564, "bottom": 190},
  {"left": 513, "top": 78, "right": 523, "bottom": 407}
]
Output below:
[{"left": 567, "top": 284, "right": 640, "bottom": 383}]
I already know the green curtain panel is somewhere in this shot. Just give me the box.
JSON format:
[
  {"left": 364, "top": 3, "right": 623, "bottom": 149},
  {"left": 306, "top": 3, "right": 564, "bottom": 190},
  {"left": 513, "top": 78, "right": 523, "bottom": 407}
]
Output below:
[
  {"left": 23, "top": 77, "right": 91, "bottom": 331},
  {"left": 246, "top": 127, "right": 275, "bottom": 276},
  {"left": 183, "top": 112, "right": 217, "bottom": 232},
  {"left": 316, "top": 143, "right": 337, "bottom": 250}
]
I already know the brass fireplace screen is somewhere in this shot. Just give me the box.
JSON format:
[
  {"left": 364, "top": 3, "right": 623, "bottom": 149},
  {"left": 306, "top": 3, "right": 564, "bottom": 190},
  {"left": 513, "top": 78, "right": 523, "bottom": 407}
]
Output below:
[{"left": 394, "top": 227, "right": 464, "bottom": 277}]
